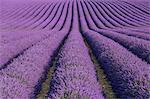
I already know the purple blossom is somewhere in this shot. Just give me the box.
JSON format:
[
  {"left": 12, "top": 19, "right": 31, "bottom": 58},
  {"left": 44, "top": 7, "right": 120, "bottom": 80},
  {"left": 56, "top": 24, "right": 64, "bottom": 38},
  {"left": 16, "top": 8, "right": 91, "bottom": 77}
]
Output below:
[
  {"left": 0, "top": 0, "right": 150, "bottom": 99},
  {"left": 83, "top": 30, "right": 150, "bottom": 98},
  {"left": 48, "top": 31, "right": 104, "bottom": 99},
  {"left": 0, "top": 31, "right": 67, "bottom": 98}
]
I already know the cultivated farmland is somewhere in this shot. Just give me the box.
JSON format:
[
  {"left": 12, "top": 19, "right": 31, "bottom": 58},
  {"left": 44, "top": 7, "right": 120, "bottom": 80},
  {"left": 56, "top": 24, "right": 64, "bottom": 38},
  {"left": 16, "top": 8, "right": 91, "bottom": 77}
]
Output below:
[{"left": 0, "top": 0, "right": 150, "bottom": 98}]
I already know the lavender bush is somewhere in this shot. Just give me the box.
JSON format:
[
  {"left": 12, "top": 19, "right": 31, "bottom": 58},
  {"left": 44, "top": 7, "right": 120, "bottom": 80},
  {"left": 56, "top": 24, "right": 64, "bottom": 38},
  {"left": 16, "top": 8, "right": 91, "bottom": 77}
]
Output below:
[
  {"left": 0, "top": 30, "right": 51, "bottom": 67},
  {"left": 48, "top": 31, "right": 104, "bottom": 99},
  {"left": 83, "top": 30, "right": 150, "bottom": 98},
  {"left": 0, "top": 0, "right": 150, "bottom": 98},
  {"left": 96, "top": 29, "right": 150, "bottom": 63},
  {"left": 0, "top": 31, "right": 67, "bottom": 98}
]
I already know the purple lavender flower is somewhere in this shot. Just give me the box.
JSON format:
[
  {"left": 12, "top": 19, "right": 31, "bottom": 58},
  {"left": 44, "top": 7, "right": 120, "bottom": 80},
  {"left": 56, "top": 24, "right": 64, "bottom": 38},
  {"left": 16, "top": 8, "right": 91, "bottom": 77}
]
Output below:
[
  {"left": 48, "top": 31, "right": 104, "bottom": 99},
  {"left": 83, "top": 30, "right": 150, "bottom": 98}
]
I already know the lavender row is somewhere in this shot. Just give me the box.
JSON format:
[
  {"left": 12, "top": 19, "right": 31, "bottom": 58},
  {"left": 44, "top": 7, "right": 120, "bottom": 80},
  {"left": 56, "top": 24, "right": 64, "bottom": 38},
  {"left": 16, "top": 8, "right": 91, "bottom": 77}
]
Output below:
[
  {"left": 40, "top": 2, "right": 66, "bottom": 30},
  {"left": 109, "top": 0, "right": 150, "bottom": 19},
  {"left": 1, "top": 0, "right": 58, "bottom": 22},
  {"left": 34, "top": 2, "right": 59, "bottom": 30},
  {"left": 88, "top": 1, "right": 116, "bottom": 29},
  {"left": 4, "top": 3, "right": 47, "bottom": 30},
  {"left": 80, "top": 1, "right": 141, "bottom": 31},
  {"left": 89, "top": 1, "right": 121, "bottom": 28},
  {"left": 1, "top": 0, "right": 149, "bottom": 31},
  {"left": 99, "top": 2, "right": 134, "bottom": 28},
  {"left": 83, "top": 1, "right": 107, "bottom": 29},
  {"left": 1, "top": 3, "right": 41, "bottom": 28},
  {"left": 0, "top": 30, "right": 53, "bottom": 67},
  {"left": 78, "top": 0, "right": 150, "bottom": 42},
  {"left": 1, "top": 2, "right": 50, "bottom": 30},
  {"left": 96, "top": 29, "right": 150, "bottom": 63},
  {"left": 48, "top": 31, "right": 104, "bottom": 99},
  {"left": 0, "top": 30, "right": 67, "bottom": 98},
  {"left": 96, "top": 1, "right": 150, "bottom": 28},
  {"left": 0, "top": 0, "right": 71, "bottom": 45},
  {"left": 0, "top": 30, "right": 47, "bottom": 45},
  {"left": 79, "top": 1, "right": 102, "bottom": 31},
  {"left": 105, "top": 2, "right": 149, "bottom": 26},
  {"left": 49, "top": 1, "right": 70, "bottom": 31},
  {"left": 107, "top": 1, "right": 150, "bottom": 25},
  {"left": 2, "top": 1, "right": 66, "bottom": 30},
  {"left": 26, "top": 3, "right": 56, "bottom": 28},
  {"left": 115, "top": 1, "right": 150, "bottom": 22},
  {"left": 0, "top": 2, "right": 37, "bottom": 22},
  {"left": 113, "top": 29, "right": 150, "bottom": 41},
  {"left": 110, "top": 26, "right": 150, "bottom": 34},
  {"left": 126, "top": 0, "right": 150, "bottom": 13},
  {"left": 95, "top": 1, "right": 124, "bottom": 28},
  {"left": 48, "top": 0, "right": 103, "bottom": 98},
  {"left": 83, "top": 30, "right": 150, "bottom": 98},
  {"left": 101, "top": 2, "right": 147, "bottom": 27},
  {"left": 19, "top": 2, "right": 60, "bottom": 30},
  {"left": 29, "top": 3, "right": 59, "bottom": 30},
  {"left": 121, "top": 1, "right": 150, "bottom": 18},
  {"left": 11, "top": 3, "right": 49, "bottom": 30},
  {"left": 20, "top": 1, "right": 63, "bottom": 30},
  {"left": 87, "top": 1, "right": 149, "bottom": 29},
  {"left": 79, "top": 0, "right": 150, "bottom": 64}
]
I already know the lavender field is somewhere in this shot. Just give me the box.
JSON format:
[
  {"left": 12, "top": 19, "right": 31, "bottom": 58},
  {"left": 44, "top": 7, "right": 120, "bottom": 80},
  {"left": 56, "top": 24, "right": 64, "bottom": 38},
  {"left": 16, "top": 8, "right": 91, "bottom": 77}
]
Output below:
[{"left": 0, "top": 0, "right": 150, "bottom": 98}]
